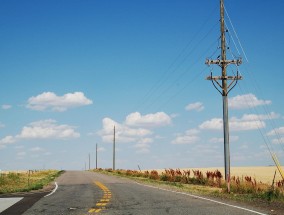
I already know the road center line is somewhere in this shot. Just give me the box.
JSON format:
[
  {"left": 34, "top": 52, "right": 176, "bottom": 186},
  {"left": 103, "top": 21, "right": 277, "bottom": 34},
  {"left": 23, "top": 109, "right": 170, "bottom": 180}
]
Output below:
[
  {"left": 44, "top": 182, "right": 58, "bottom": 197},
  {"left": 134, "top": 182, "right": 267, "bottom": 215},
  {"left": 88, "top": 181, "right": 111, "bottom": 214}
]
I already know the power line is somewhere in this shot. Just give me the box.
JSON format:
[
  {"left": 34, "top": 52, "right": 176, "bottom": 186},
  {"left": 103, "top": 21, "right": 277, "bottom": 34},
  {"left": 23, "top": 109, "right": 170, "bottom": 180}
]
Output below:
[
  {"left": 132, "top": 7, "right": 219, "bottom": 112},
  {"left": 224, "top": 5, "right": 249, "bottom": 62}
]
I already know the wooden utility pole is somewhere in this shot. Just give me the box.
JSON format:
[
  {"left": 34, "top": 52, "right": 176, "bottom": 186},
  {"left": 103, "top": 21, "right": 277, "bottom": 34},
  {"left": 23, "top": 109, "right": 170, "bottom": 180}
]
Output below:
[
  {"left": 89, "top": 153, "right": 91, "bottom": 170},
  {"left": 96, "top": 143, "right": 98, "bottom": 169},
  {"left": 205, "top": 0, "right": 242, "bottom": 193},
  {"left": 113, "top": 126, "right": 116, "bottom": 171}
]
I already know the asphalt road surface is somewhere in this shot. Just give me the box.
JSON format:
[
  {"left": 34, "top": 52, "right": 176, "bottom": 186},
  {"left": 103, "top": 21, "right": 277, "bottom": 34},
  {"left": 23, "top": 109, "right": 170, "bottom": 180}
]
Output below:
[{"left": 2, "top": 171, "right": 271, "bottom": 215}]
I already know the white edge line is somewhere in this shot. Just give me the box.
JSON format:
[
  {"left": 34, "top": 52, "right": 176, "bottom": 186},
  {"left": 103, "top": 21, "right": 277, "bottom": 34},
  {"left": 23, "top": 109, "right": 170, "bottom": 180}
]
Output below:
[
  {"left": 134, "top": 182, "right": 267, "bottom": 215},
  {"left": 44, "top": 182, "right": 58, "bottom": 197}
]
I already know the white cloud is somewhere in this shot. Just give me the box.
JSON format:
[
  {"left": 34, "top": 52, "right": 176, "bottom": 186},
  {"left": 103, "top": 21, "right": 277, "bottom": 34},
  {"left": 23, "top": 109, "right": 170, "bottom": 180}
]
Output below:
[
  {"left": 27, "top": 92, "right": 93, "bottom": 112},
  {"left": 170, "top": 113, "right": 180, "bottom": 119},
  {"left": 199, "top": 113, "right": 273, "bottom": 131},
  {"left": 230, "top": 119, "right": 265, "bottom": 131},
  {"left": 17, "top": 151, "right": 26, "bottom": 156},
  {"left": 0, "top": 136, "right": 16, "bottom": 145},
  {"left": 267, "top": 127, "right": 284, "bottom": 136},
  {"left": 98, "top": 117, "right": 152, "bottom": 143},
  {"left": 185, "top": 102, "right": 204, "bottom": 112},
  {"left": 199, "top": 118, "right": 223, "bottom": 130},
  {"left": 0, "top": 122, "right": 5, "bottom": 129},
  {"left": 16, "top": 120, "right": 80, "bottom": 139},
  {"left": 98, "top": 112, "right": 171, "bottom": 153},
  {"left": 134, "top": 142, "right": 151, "bottom": 154},
  {"left": 0, "top": 135, "right": 14, "bottom": 151},
  {"left": 272, "top": 137, "right": 284, "bottom": 144},
  {"left": 229, "top": 94, "right": 271, "bottom": 109},
  {"left": 97, "top": 147, "right": 105, "bottom": 152},
  {"left": 2, "top": 104, "right": 12, "bottom": 110},
  {"left": 209, "top": 136, "right": 239, "bottom": 143},
  {"left": 0, "top": 120, "right": 80, "bottom": 149},
  {"left": 137, "top": 138, "right": 153, "bottom": 144},
  {"left": 185, "top": 129, "right": 200, "bottom": 135},
  {"left": 238, "top": 112, "right": 279, "bottom": 121},
  {"left": 172, "top": 129, "right": 200, "bottom": 145},
  {"left": 125, "top": 112, "right": 171, "bottom": 127},
  {"left": 29, "top": 147, "right": 44, "bottom": 152}
]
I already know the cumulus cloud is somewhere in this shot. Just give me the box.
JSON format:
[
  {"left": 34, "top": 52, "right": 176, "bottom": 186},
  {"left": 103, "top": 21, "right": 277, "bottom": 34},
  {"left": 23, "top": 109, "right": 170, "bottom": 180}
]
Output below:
[
  {"left": 125, "top": 112, "right": 171, "bottom": 127},
  {"left": 98, "top": 117, "right": 152, "bottom": 143},
  {"left": 17, "top": 120, "right": 80, "bottom": 139},
  {"left": 27, "top": 92, "right": 93, "bottom": 112},
  {"left": 0, "top": 120, "right": 80, "bottom": 149},
  {"left": 172, "top": 129, "right": 200, "bottom": 144},
  {"left": 229, "top": 94, "right": 271, "bottom": 109},
  {"left": 185, "top": 102, "right": 204, "bottom": 112},
  {"left": 267, "top": 127, "right": 284, "bottom": 144},
  {"left": 199, "top": 118, "right": 223, "bottom": 130},
  {"left": 198, "top": 113, "right": 275, "bottom": 131},
  {"left": 238, "top": 112, "right": 279, "bottom": 121},
  {"left": 2, "top": 104, "right": 12, "bottom": 110},
  {"left": 98, "top": 112, "right": 172, "bottom": 153},
  {"left": 272, "top": 137, "right": 284, "bottom": 144},
  {"left": 209, "top": 136, "right": 239, "bottom": 143},
  {"left": 0, "top": 136, "right": 15, "bottom": 149},
  {"left": 132, "top": 137, "right": 154, "bottom": 153},
  {"left": 267, "top": 127, "right": 284, "bottom": 136},
  {"left": 230, "top": 119, "right": 265, "bottom": 131}
]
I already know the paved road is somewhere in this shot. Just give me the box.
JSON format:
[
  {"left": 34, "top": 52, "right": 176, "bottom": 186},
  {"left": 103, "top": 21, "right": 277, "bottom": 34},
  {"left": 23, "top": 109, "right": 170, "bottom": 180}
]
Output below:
[{"left": 3, "top": 171, "right": 272, "bottom": 215}]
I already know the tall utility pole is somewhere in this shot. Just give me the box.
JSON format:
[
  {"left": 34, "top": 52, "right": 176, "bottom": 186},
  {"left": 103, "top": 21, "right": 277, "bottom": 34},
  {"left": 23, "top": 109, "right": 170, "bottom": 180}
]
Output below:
[
  {"left": 96, "top": 143, "right": 98, "bottom": 169},
  {"left": 89, "top": 153, "right": 91, "bottom": 170},
  {"left": 205, "top": 0, "right": 242, "bottom": 193},
  {"left": 113, "top": 126, "right": 116, "bottom": 171}
]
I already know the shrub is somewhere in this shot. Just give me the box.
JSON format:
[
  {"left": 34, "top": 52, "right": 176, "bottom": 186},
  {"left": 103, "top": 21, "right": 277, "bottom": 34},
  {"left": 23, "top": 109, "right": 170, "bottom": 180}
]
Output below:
[
  {"left": 149, "top": 170, "right": 159, "bottom": 180},
  {"left": 160, "top": 174, "right": 169, "bottom": 181}
]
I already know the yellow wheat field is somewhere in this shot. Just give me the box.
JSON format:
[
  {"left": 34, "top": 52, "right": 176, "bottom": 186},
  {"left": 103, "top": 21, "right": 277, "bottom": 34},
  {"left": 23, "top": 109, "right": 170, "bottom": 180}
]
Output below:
[{"left": 154, "top": 166, "right": 284, "bottom": 184}]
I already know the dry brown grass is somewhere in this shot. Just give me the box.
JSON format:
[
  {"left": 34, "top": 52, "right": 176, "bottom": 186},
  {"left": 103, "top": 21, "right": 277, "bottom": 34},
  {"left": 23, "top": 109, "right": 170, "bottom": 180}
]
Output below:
[{"left": 153, "top": 166, "right": 283, "bottom": 184}]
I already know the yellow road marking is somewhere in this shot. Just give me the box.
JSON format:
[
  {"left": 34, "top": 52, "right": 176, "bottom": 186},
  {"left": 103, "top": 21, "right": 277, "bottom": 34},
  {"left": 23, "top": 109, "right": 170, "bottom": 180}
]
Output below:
[
  {"left": 87, "top": 181, "right": 112, "bottom": 214},
  {"left": 96, "top": 203, "right": 106, "bottom": 206}
]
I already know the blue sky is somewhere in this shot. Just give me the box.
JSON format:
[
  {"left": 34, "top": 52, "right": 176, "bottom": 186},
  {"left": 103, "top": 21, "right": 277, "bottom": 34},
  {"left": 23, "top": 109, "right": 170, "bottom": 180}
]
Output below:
[{"left": 0, "top": 0, "right": 284, "bottom": 171}]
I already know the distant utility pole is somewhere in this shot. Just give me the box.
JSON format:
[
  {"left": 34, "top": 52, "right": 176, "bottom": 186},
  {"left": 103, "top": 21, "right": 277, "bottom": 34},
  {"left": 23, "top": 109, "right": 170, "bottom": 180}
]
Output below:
[
  {"left": 89, "top": 153, "right": 91, "bottom": 170},
  {"left": 113, "top": 126, "right": 116, "bottom": 171},
  {"left": 96, "top": 143, "right": 98, "bottom": 169},
  {"left": 205, "top": 0, "right": 242, "bottom": 193}
]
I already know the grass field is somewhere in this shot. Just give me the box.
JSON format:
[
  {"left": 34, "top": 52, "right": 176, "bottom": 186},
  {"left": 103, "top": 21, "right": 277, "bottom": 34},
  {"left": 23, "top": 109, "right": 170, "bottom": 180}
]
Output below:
[
  {"left": 154, "top": 166, "right": 283, "bottom": 184},
  {"left": 0, "top": 170, "right": 62, "bottom": 194}
]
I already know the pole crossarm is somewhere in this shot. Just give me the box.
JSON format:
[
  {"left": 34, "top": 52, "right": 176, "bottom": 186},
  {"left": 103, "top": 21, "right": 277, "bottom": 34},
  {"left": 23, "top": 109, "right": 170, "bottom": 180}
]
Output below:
[
  {"left": 205, "top": 58, "right": 242, "bottom": 66},
  {"left": 206, "top": 75, "right": 242, "bottom": 81}
]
